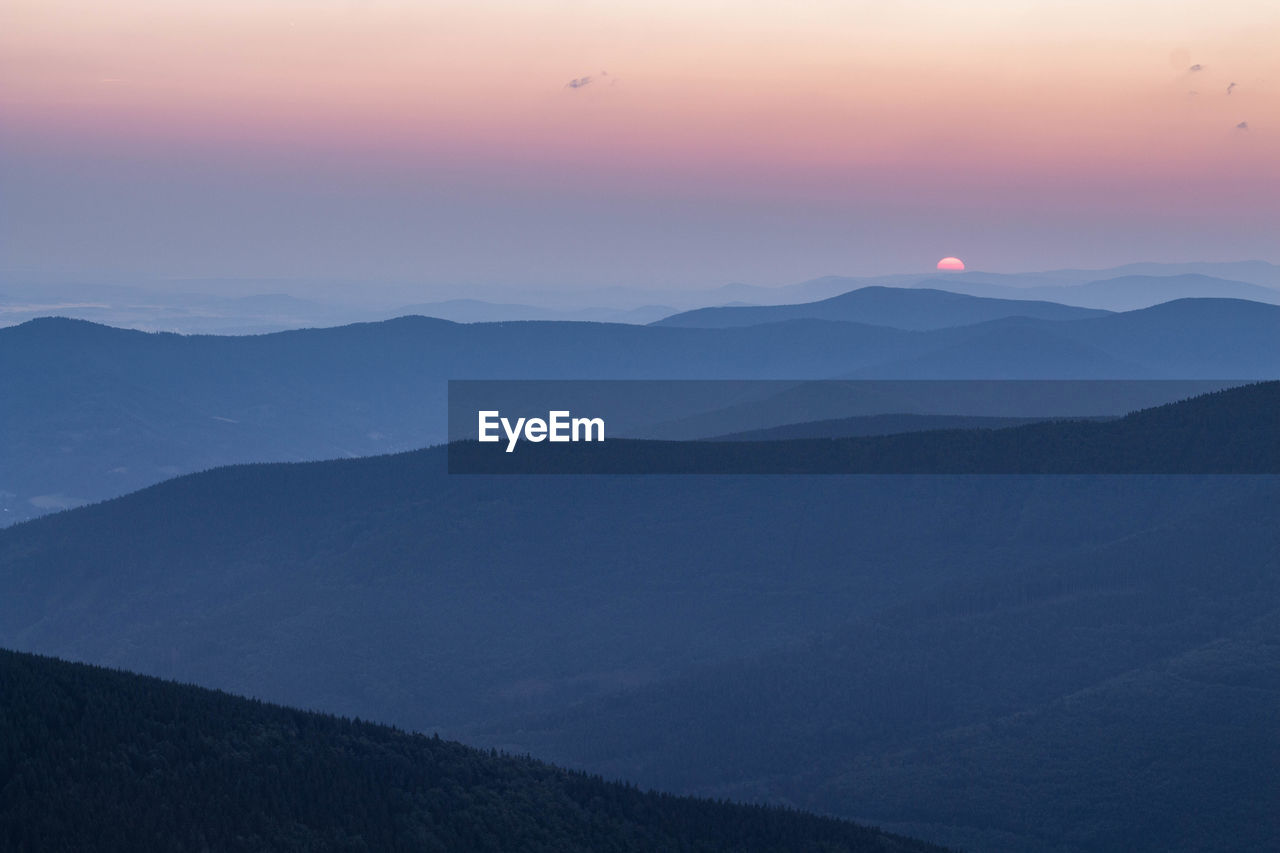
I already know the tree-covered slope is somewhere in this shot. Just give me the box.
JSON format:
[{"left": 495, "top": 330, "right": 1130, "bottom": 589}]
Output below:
[{"left": 0, "top": 648, "right": 947, "bottom": 853}]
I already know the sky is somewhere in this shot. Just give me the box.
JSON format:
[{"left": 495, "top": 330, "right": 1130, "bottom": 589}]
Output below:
[{"left": 2, "top": 0, "right": 1277, "bottom": 294}]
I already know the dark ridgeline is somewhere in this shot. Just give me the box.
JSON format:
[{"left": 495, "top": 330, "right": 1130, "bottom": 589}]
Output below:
[
  {"left": 0, "top": 648, "right": 948, "bottom": 853},
  {"left": 709, "top": 413, "right": 1068, "bottom": 441}
]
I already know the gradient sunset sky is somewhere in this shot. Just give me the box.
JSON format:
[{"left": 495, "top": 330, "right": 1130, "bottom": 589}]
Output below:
[{"left": 2, "top": 0, "right": 1276, "bottom": 291}]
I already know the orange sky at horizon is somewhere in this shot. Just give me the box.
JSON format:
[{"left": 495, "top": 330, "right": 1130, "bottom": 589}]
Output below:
[{"left": 2, "top": 0, "right": 1276, "bottom": 282}]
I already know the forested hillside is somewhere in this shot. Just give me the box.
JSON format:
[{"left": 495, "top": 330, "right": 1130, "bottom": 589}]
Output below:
[
  {"left": 0, "top": 648, "right": 947, "bottom": 853},
  {"left": 2, "top": 450, "right": 1277, "bottom": 849}
]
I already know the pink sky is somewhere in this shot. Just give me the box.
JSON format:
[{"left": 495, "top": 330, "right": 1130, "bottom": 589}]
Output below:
[{"left": 2, "top": 0, "right": 1276, "bottom": 288}]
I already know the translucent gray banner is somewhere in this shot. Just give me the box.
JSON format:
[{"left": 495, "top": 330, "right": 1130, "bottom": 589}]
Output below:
[{"left": 446, "top": 379, "right": 1277, "bottom": 474}]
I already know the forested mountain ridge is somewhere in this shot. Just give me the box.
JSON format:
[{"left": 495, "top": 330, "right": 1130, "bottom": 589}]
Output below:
[{"left": 0, "top": 648, "right": 949, "bottom": 853}]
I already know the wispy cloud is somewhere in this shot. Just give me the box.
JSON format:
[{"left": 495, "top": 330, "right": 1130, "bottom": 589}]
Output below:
[
  {"left": 565, "top": 71, "right": 613, "bottom": 91},
  {"left": 1227, "top": 82, "right": 1237, "bottom": 95},
  {"left": 1236, "top": 121, "right": 1249, "bottom": 130},
  {"left": 1189, "top": 63, "right": 1203, "bottom": 72}
]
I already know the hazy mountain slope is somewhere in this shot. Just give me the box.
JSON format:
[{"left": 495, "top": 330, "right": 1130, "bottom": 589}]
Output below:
[
  {"left": 822, "top": 622, "right": 1280, "bottom": 853},
  {"left": 910, "top": 273, "right": 1280, "bottom": 310},
  {"left": 1036, "top": 274, "right": 1280, "bottom": 310},
  {"left": 396, "top": 298, "right": 675, "bottom": 324},
  {"left": 1044, "top": 261, "right": 1280, "bottom": 289},
  {"left": 0, "top": 315, "right": 920, "bottom": 524},
  {"left": 856, "top": 299, "right": 1280, "bottom": 379},
  {"left": 847, "top": 322, "right": 1145, "bottom": 379},
  {"left": 5, "top": 299, "right": 1279, "bottom": 524},
  {"left": 1, "top": 451, "right": 1261, "bottom": 734},
  {"left": 653, "top": 286, "right": 1109, "bottom": 329},
  {"left": 0, "top": 649, "right": 946, "bottom": 853},
  {"left": 490, "top": 483, "right": 1280, "bottom": 853},
  {"left": 2, "top": 391, "right": 1276, "bottom": 851},
  {"left": 1059, "top": 298, "right": 1280, "bottom": 375}
]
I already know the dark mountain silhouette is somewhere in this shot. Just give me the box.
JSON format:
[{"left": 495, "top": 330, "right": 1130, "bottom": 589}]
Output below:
[
  {"left": 653, "top": 286, "right": 1109, "bottom": 329},
  {"left": 0, "top": 648, "right": 945, "bottom": 853}
]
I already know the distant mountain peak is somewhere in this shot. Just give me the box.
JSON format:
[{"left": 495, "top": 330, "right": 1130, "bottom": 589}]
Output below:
[{"left": 653, "top": 285, "right": 1109, "bottom": 331}]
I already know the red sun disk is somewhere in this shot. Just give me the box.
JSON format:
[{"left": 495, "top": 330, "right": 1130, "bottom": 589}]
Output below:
[{"left": 936, "top": 257, "right": 965, "bottom": 271}]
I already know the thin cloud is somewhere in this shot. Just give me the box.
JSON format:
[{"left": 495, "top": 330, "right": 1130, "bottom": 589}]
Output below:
[
  {"left": 1189, "top": 63, "right": 1203, "bottom": 72},
  {"left": 1227, "top": 82, "right": 1237, "bottom": 95},
  {"left": 1236, "top": 121, "right": 1249, "bottom": 130},
  {"left": 565, "top": 71, "right": 614, "bottom": 91}
]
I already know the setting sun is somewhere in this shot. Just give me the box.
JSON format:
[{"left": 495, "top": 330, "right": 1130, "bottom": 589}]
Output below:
[{"left": 936, "top": 257, "right": 965, "bottom": 271}]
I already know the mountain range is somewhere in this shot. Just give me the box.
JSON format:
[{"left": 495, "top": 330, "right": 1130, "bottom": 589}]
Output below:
[
  {"left": 711, "top": 261, "right": 1280, "bottom": 309},
  {"left": 2, "top": 384, "right": 1278, "bottom": 850},
  {"left": 653, "top": 286, "right": 1109, "bottom": 329},
  {"left": 5, "top": 262, "right": 1277, "bottom": 332},
  {"left": 907, "top": 274, "right": 1280, "bottom": 312},
  {"left": 4, "top": 293, "right": 1279, "bottom": 524}
]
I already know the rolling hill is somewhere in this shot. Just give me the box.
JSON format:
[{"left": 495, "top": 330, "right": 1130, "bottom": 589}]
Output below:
[
  {"left": 395, "top": 298, "right": 676, "bottom": 324},
  {"left": 1, "top": 384, "right": 1278, "bottom": 850},
  {"left": 850, "top": 298, "right": 1280, "bottom": 378},
  {"left": 497, "top": 486, "right": 1280, "bottom": 853},
  {"left": 4, "top": 298, "right": 1280, "bottom": 524},
  {"left": 907, "top": 272, "right": 1280, "bottom": 311},
  {"left": 0, "top": 648, "right": 946, "bottom": 853},
  {"left": 1029, "top": 273, "right": 1280, "bottom": 311},
  {"left": 652, "top": 286, "right": 1109, "bottom": 329},
  {"left": 0, "top": 314, "right": 918, "bottom": 524}
]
